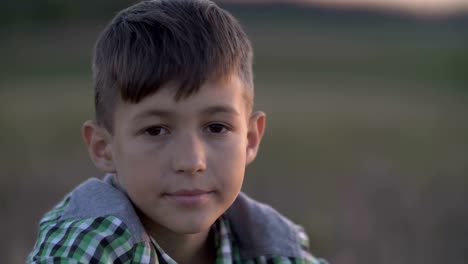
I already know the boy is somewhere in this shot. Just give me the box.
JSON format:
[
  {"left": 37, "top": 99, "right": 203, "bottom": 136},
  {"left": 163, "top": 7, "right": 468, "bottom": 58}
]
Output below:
[{"left": 28, "top": 0, "right": 326, "bottom": 263}]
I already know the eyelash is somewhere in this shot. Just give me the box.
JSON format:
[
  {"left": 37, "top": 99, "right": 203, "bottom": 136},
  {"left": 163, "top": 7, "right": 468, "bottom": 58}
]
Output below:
[
  {"left": 204, "top": 122, "right": 231, "bottom": 134},
  {"left": 143, "top": 126, "right": 170, "bottom": 137},
  {"left": 141, "top": 122, "right": 232, "bottom": 137}
]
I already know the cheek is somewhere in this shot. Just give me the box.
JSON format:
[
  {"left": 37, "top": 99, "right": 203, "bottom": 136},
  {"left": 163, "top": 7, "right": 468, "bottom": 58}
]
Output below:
[
  {"left": 116, "top": 137, "right": 164, "bottom": 166},
  {"left": 209, "top": 132, "right": 246, "bottom": 158},
  {"left": 113, "top": 139, "right": 165, "bottom": 190},
  {"left": 208, "top": 135, "right": 247, "bottom": 182}
]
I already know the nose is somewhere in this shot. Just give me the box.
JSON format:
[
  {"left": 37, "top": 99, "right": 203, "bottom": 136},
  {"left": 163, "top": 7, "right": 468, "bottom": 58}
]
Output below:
[{"left": 171, "top": 132, "right": 206, "bottom": 175}]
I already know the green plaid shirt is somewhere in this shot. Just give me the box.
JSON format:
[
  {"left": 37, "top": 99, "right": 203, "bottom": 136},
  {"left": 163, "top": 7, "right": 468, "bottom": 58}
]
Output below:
[
  {"left": 28, "top": 178, "right": 327, "bottom": 264},
  {"left": 151, "top": 216, "right": 324, "bottom": 264}
]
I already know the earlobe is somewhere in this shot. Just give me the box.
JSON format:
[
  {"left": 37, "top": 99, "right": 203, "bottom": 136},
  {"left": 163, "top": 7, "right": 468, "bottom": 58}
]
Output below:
[
  {"left": 82, "top": 120, "right": 116, "bottom": 172},
  {"left": 246, "top": 111, "right": 266, "bottom": 165}
]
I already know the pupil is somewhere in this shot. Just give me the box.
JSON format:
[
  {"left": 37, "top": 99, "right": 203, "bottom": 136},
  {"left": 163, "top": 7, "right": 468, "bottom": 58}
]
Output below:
[
  {"left": 210, "top": 124, "right": 223, "bottom": 133},
  {"left": 148, "top": 127, "right": 161, "bottom": 135}
]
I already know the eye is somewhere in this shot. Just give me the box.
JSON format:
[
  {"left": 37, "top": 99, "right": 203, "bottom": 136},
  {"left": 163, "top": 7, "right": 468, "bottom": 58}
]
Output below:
[
  {"left": 205, "top": 123, "right": 230, "bottom": 134},
  {"left": 144, "top": 126, "right": 170, "bottom": 136}
]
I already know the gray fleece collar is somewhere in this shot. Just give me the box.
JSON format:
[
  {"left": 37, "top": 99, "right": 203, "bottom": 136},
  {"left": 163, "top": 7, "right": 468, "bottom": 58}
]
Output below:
[
  {"left": 62, "top": 175, "right": 147, "bottom": 244},
  {"left": 62, "top": 174, "right": 304, "bottom": 259}
]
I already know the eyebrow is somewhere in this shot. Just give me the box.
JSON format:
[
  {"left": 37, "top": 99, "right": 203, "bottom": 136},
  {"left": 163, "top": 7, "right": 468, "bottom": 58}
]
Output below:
[
  {"left": 201, "top": 105, "right": 240, "bottom": 116},
  {"left": 131, "top": 105, "right": 240, "bottom": 122},
  {"left": 131, "top": 109, "right": 175, "bottom": 122}
]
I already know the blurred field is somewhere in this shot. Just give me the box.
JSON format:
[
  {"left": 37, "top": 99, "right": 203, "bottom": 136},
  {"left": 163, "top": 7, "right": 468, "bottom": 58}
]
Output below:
[{"left": 1, "top": 3, "right": 468, "bottom": 263}]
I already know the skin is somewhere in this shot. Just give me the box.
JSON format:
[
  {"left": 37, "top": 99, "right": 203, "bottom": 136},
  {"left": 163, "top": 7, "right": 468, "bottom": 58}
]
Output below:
[{"left": 83, "top": 74, "right": 265, "bottom": 264}]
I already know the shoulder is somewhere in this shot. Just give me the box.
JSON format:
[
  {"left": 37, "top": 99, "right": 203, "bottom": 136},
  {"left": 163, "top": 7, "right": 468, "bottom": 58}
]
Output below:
[
  {"left": 28, "top": 176, "right": 154, "bottom": 263},
  {"left": 28, "top": 214, "right": 136, "bottom": 263},
  {"left": 225, "top": 192, "right": 327, "bottom": 263}
]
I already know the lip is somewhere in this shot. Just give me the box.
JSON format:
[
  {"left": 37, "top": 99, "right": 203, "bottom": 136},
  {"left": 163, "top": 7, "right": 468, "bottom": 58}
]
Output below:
[
  {"left": 165, "top": 189, "right": 214, "bottom": 206},
  {"left": 169, "top": 189, "right": 211, "bottom": 196}
]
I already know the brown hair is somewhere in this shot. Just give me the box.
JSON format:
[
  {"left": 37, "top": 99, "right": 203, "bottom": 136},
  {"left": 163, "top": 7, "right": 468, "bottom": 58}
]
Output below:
[{"left": 92, "top": 0, "right": 253, "bottom": 131}]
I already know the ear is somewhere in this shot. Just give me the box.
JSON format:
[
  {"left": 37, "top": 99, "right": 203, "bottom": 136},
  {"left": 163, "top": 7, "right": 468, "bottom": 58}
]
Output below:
[
  {"left": 246, "top": 111, "right": 266, "bottom": 165},
  {"left": 82, "top": 120, "right": 116, "bottom": 172}
]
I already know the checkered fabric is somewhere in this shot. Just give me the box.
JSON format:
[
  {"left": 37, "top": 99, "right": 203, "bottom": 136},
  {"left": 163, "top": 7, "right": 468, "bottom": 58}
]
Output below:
[{"left": 28, "top": 197, "right": 327, "bottom": 264}]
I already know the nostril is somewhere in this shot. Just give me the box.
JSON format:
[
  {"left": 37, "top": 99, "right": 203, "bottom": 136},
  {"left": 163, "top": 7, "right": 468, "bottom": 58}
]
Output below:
[{"left": 177, "top": 161, "right": 206, "bottom": 175}]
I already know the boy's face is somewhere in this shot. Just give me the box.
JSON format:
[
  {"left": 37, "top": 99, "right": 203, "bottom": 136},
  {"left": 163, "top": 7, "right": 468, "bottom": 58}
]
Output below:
[{"left": 84, "top": 74, "right": 265, "bottom": 235}]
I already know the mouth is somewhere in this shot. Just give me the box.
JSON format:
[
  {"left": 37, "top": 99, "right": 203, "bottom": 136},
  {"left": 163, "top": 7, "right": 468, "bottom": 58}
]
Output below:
[{"left": 164, "top": 189, "right": 214, "bottom": 206}]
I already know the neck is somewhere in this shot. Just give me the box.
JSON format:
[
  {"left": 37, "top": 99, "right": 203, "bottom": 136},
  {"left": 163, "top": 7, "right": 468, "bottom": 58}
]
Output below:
[{"left": 140, "top": 216, "right": 215, "bottom": 264}]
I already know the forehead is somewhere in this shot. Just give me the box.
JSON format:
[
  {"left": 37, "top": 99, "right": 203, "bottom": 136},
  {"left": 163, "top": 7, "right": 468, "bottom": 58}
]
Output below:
[{"left": 114, "top": 74, "right": 251, "bottom": 123}]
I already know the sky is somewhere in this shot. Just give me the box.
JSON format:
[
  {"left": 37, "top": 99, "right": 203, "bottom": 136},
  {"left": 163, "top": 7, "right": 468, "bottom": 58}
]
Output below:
[{"left": 220, "top": 0, "right": 468, "bottom": 15}]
